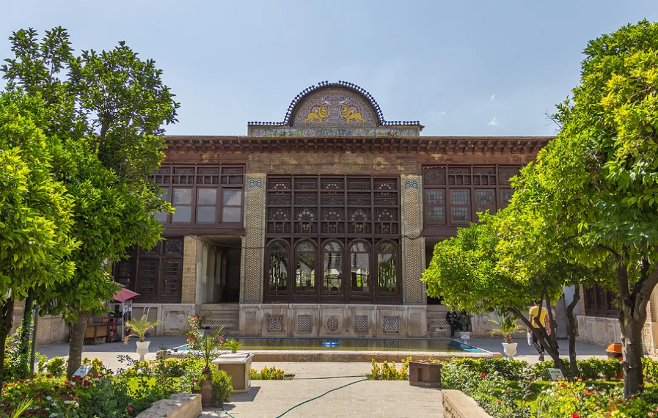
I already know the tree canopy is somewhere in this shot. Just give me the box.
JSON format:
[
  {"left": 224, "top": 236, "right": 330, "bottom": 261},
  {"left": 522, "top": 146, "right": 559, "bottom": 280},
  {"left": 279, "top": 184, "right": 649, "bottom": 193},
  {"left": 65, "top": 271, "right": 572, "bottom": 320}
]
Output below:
[
  {"left": 0, "top": 90, "right": 77, "bottom": 383},
  {"left": 2, "top": 27, "right": 179, "bottom": 377}
]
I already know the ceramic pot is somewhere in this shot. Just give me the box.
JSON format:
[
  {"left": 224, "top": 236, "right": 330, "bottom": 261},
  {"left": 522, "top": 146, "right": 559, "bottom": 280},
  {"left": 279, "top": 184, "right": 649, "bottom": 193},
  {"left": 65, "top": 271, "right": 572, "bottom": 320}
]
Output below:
[
  {"left": 201, "top": 377, "right": 214, "bottom": 407},
  {"left": 502, "top": 342, "right": 518, "bottom": 358},
  {"left": 460, "top": 331, "right": 472, "bottom": 341},
  {"left": 136, "top": 340, "right": 150, "bottom": 361}
]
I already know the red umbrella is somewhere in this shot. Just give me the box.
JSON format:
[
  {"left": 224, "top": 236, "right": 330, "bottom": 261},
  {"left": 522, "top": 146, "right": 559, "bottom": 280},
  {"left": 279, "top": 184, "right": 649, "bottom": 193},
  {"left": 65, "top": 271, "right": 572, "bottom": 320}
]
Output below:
[{"left": 113, "top": 286, "right": 139, "bottom": 302}]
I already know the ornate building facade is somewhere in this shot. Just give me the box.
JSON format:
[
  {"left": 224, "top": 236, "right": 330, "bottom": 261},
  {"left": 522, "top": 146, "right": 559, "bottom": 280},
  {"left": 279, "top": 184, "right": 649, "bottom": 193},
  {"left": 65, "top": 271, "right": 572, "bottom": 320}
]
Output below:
[{"left": 114, "top": 81, "right": 551, "bottom": 338}]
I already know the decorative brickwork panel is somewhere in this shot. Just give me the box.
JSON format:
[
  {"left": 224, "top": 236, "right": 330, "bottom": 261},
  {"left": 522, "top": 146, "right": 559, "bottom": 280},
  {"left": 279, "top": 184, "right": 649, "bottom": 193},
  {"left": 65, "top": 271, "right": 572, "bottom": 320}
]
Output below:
[
  {"left": 401, "top": 175, "right": 425, "bottom": 305},
  {"left": 383, "top": 316, "right": 400, "bottom": 334},
  {"left": 354, "top": 315, "right": 368, "bottom": 334},
  {"left": 327, "top": 316, "right": 339, "bottom": 332},
  {"left": 298, "top": 314, "right": 312, "bottom": 333},
  {"left": 241, "top": 174, "right": 266, "bottom": 303},
  {"left": 181, "top": 236, "right": 198, "bottom": 304},
  {"left": 268, "top": 314, "right": 283, "bottom": 332}
]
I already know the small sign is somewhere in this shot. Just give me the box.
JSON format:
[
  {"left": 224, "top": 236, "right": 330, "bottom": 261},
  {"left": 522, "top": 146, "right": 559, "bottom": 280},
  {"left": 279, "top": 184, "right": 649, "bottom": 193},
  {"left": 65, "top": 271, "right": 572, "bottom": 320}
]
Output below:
[
  {"left": 547, "top": 368, "right": 564, "bottom": 381},
  {"left": 72, "top": 365, "right": 92, "bottom": 377}
]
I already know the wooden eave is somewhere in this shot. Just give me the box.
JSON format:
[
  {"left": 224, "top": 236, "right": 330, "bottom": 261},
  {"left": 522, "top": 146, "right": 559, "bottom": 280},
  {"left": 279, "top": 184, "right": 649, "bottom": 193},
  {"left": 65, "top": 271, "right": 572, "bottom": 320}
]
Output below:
[{"left": 164, "top": 136, "right": 553, "bottom": 155}]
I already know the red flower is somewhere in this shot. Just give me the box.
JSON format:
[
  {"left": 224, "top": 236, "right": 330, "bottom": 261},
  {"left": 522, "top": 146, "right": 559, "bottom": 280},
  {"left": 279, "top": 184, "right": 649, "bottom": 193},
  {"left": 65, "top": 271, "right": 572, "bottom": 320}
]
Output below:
[
  {"left": 46, "top": 375, "right": 52, "bottom": 379},
  {"left": 572, "top": 414, "right": 580, "bottom": 418},
  {"left": 128, "top": 407, "right": 134, "bottom": 412},
  {"left": 53, "top": 386, "right": 59, "bottom": 390},
  {"left": 83, "top": 380, "right": 90, "bottom": 386}
]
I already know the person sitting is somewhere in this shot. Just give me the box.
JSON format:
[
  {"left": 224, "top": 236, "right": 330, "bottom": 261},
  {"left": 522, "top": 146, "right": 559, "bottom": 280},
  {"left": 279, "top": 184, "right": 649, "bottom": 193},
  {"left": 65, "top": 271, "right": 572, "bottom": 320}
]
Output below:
[
  {"left": 459, "top": 311, "right": 471, "bottom": 332},
  {"left": 446, "top": 308, "right": 462, "bottom": 337}
]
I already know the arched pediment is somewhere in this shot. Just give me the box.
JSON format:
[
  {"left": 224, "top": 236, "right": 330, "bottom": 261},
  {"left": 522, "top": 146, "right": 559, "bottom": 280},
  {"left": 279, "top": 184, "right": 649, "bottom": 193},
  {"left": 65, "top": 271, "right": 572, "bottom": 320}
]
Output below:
[
  {"left": 248, "top": 81, "right": 422, "bottom": 137},
  {"left": 289, "top": 82, "right": 381, "bottom": 128}
]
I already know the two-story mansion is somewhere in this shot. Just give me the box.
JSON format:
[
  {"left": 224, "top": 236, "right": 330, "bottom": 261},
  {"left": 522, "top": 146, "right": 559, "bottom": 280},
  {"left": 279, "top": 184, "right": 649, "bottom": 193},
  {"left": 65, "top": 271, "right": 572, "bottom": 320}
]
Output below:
[{"left": 113, "top": 81, "right": 550, "bottom": 339}]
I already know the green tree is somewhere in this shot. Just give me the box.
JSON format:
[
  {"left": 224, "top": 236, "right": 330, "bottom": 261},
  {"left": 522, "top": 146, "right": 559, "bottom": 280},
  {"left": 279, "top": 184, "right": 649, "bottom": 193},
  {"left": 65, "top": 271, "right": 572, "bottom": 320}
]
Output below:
[
  {"left": 0, "top": 91, "right": 76, "bottom": 389},
  {"left": 2, "top": 27, "right": 178, "bottom": 377},
  {"left": 494, "top": 167, "right": 617, "bottom": 380},
  {"left": 514, "top": 20, "right": 658, "bottom": 397},
  {"left": 421, "top": 214, "right": 570, "bottom": 378}
]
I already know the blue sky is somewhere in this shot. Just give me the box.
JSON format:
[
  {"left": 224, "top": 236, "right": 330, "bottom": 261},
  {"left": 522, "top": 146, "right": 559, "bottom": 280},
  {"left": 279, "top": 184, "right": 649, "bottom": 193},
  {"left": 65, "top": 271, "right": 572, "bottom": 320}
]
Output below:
[{"left": 3, "top": 0, "right": 658, "bottom": 137}]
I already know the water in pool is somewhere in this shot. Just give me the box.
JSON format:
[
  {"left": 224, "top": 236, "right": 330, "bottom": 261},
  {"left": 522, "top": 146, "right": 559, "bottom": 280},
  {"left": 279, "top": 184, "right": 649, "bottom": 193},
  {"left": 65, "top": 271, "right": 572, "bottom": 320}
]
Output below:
[{"left": 173, "top": 338, "right": 484, "bottom": 353}]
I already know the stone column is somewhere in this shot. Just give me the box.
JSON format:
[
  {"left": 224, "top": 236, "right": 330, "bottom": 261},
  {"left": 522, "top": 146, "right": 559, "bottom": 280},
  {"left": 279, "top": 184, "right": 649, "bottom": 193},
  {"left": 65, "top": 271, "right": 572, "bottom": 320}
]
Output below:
[
  {"left": 400, "top": 175, "right": 425, "bottom": 305},
  {"left": 240, "top": 174, "right": 267, "bottom": 303},
  {"left": 181, "top": 235, "right": 199, "bottom": 304}
]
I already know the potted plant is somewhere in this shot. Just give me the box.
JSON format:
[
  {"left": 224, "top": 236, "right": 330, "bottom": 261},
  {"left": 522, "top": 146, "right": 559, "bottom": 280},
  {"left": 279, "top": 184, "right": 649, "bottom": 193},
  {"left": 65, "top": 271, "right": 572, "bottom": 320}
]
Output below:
[
  {"left": 458, "top": 313, "right": 472, "bottom": 341},
  {"left": 488, "top": 310, "right": 524, "bottom": 357},
  {"left": 198, "top": 328, "right": 224, "bottom": 407},
  {"left": 225, "top": 339, "right": 242, "bottom": 353},
  {"left": 124, "top": 315, "right": 162, "bottom": 361}
]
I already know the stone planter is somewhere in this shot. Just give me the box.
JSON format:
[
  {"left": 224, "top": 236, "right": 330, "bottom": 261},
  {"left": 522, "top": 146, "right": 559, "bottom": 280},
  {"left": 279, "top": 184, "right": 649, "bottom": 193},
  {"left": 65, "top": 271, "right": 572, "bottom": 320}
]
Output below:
[
  {"left": 460, "top": 331, "right": 472, "bottom": 341},
  {"left": 212, "top": 353, "right": 254, "bottom": 393},
  {"left": 502, "top": 342, "right": 518, "bottom": 358},
  {"left": 136, "top": 341, "right": 150, "bottom": 361}
]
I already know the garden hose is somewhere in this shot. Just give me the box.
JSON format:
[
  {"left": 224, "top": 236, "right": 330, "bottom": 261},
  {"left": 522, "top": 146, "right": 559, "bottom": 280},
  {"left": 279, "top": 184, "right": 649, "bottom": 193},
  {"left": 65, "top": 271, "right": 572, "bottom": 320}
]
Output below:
[{"left": 220, "top": 377, "right": 367, "bottom": 418}]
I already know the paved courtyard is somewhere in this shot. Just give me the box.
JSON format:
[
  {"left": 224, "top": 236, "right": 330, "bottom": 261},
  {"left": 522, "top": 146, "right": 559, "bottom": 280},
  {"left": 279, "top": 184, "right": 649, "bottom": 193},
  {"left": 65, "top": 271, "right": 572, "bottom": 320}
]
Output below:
[{"left": 33, "top": 337, "right": 610, "bottom": 417}]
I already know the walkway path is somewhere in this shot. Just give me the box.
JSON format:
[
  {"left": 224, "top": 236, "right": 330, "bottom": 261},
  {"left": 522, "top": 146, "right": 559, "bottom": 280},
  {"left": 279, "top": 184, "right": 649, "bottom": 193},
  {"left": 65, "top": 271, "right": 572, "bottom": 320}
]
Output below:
[{"left": 201, "top": 376, "right": 442, "bottom": 418}]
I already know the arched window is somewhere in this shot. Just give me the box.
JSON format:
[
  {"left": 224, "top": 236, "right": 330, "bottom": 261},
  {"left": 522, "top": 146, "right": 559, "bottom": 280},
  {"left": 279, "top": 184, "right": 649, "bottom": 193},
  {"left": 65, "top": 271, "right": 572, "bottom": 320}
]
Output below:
[
  {"left": 350, "top": 242, "right": 370, "bottom": 292},
  {"left": 295, "top": 241, "right": 315, "bottom": 291},
  {"left": 323, "top": 242, "right": 343, "bottom": 292},
  {"left": 377, "top": 242, "right": 397, "bottom": 293},
  {"left": 268, "top": 242, "right": 288, "bottom": 292}
]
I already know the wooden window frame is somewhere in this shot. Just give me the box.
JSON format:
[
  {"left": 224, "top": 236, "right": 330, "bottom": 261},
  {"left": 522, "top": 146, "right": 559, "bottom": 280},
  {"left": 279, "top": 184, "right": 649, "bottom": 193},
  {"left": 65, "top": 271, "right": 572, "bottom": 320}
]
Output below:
[
  {"left": 151, "top": 165, "right": 244, "bottom": 230},
  {"left": 584, "top": 283, "right": 618, "bottom": 318},
  {"left": 422, "top": 165, "right": 521, "bottom": 228},
  {"left": 263, "top": 174, "right": 401, "bottom": 304},
  {"left": 112, "top": 237, "right": 184, "bottom": 303}
]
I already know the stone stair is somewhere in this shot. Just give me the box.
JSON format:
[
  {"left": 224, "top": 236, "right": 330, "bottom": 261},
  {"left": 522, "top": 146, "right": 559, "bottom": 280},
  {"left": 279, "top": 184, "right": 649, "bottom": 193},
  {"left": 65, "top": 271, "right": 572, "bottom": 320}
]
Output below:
[
  {"left": 427, "top": 305, "right": 451, "bottom": 337},
  {"left": 199, "top": 304, "right": 240, "bottom": 336}
]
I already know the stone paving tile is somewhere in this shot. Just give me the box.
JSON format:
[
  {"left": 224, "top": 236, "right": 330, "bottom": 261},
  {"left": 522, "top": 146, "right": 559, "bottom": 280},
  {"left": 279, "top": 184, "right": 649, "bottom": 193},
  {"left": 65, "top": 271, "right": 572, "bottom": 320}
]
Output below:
[{"left": 201, "top": 380, "right": 442, "bottom": 418}]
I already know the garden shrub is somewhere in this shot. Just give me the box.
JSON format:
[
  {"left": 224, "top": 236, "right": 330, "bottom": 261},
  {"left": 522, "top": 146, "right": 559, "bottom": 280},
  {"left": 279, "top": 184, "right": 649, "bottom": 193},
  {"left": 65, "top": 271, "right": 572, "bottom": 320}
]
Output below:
[
  {"left": 530, "top": 359, "right": 624, "bottom": 381},
  {"left": 446, "top": 357, "right": 529, "bottom": 381},
  {"left": 368, "top": 358, "right": 411, "bottom": 380},
  {"left": 45, "top": 357, "right": 67, "bottom": 377},
  {"left": 210, "top": 369, "right": 232, "bottom": 406},
  {"left": 0, "top": 373, "right": 148, "bottom": 418},
  {"left": 250, "top": 366, "right": 286, "bottom": 380},
  {"left": 535, "top": 380, "right": 658, "bottom": 418},
  {"left": 643, "top": 357, "right": 658, "bottom": 384}
]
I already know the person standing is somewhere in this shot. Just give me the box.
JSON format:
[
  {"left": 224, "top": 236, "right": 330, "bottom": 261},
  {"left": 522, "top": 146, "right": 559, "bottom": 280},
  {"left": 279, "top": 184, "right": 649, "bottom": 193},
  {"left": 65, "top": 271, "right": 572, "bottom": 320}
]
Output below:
[
  {"left": 446, "top": 308, "right": 461, "bottom": 338},
  {"left": 528, "top": 300, "right": 550, "bottom": 361}
]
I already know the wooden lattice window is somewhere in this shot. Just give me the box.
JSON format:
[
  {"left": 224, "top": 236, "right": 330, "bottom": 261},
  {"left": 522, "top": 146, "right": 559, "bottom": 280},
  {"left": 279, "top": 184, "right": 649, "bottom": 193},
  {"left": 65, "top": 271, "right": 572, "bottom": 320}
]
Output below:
[
  {"left": 263, "top": 175, "right": 401, "bottom": 304},
  {"left": 113, "top": 237, "right": 184, "bottom": 303},
  {"left": 422, "top": 165, "right": 521, "bottom": 227},
  {"left": 584, "top": 283, "right": 618, "bottom": 318}
]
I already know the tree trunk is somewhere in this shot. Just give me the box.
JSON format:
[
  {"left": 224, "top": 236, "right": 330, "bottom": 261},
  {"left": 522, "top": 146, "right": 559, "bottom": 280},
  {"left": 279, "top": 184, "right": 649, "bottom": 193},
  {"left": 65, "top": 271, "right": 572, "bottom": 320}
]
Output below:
[
  {"left": 621, "top": 318, "right": 644, "bottom": 398},
  {"left": 0, "top": 299, "right": 15, "bottom": 395},
  {"left": 511, "top": 306, "right": 568, "bottom": 379},
  {"left": 66, "top": 310, "right": 91, "bottom": 379},
  {"left": 19, "top": 292, "right": 34, "bottom": 355},
  {"left": 566, "top": 286, "right": 581, "bottom": 380}
]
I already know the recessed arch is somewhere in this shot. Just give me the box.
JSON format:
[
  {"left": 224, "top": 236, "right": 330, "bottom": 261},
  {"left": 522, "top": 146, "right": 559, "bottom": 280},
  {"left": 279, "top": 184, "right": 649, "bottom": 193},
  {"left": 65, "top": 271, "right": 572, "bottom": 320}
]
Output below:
[
  {"left": 294, "top": 240, "right": 316, "bottom": 293},
  {"left": 266, "top": 240, "right": 290, "bottom": 293}
]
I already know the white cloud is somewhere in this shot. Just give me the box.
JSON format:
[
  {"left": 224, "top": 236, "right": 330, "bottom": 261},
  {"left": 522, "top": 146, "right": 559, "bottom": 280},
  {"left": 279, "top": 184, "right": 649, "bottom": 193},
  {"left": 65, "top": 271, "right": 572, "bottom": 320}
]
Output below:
[
  {"left": 487, "top": 117, "right": 499, "bottom": 127},
  {"left": 490, "top": 94, "right": 496, "bottom": 101}
]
